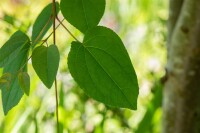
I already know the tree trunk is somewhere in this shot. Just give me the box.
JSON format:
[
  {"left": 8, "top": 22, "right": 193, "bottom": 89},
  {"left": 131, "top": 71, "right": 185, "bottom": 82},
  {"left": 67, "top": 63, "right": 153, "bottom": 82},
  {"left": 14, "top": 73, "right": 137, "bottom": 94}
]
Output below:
[{"left": 163, "top": 0, "right": 200, "bottom": 133}]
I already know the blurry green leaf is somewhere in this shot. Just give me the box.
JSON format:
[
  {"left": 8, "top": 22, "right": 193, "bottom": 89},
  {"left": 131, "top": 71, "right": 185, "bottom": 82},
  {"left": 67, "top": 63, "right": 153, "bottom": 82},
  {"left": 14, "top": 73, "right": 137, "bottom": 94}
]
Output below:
[
  {"left": 32, "top": 45, "right": 60, "bottom": 88},
  {"left": 1, "top": 38, "right": 30, "bottom": 115},
  {"left": 135, "top": 82, "right": 162, "bottom": 133},
  {"left": 59, "top": 83, "right": 65, "bottom": 107},
  {"left": 18, "top": 72, "right": 30, "bottom": 96},
  {"left": 32, "top": 2, "right": 59, "bottom": 47},
  {"left": 0, "top": 31, "right": 29, "bottom": 67},
  {"left": 68, "top": 26, "right": 139, "bottom": 109},
  {"left": 3, "top": 14, "right": 15, "bottom": 25},
  {"left": 59, "top": 83, "right": 64, "bottom": 133},
  {"left": 60, "top": 0, "right": 105, "bottom": 33}
]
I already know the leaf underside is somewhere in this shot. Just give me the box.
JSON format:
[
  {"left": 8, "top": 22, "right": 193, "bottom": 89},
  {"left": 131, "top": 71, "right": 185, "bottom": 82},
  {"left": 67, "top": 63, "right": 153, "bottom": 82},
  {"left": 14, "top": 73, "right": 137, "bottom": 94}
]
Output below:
[
  {"left": 32, "top": 2, "right": 59, "bottom": 47},
  {"left": 0, "top": 30, "right": 29, "bottom": 67},
  {"left": 32, "top": 45, "right": 60, "bottom": 88},
  {"left": 68, "top": 26, "right": 139, "bottom": 110},
  {"left": 0, "top": 32, "right": 30, "bottom": 114}
]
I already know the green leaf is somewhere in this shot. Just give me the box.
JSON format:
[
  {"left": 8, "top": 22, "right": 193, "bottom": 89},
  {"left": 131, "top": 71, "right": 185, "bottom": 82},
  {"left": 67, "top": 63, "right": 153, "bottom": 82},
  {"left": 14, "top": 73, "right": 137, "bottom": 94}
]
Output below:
[
  {"left": 1, "top": 38, "right": 30, "bottom": 115},
  {"left": 0, "top": 30, "right": 29, "bottom": 67},
  {"left": 68, "top": 26, "right": 139, "bottom": 110},
  {"left": 32, "top": 45, "right": 60, "bottom": 88},
  {"left": 18, "top": 72, "right": 30, "bottom": 96},
  {"left": 32, "top": 2, "right": 59, "bottom": 47},
  {"left": 60, "top": 0, "right": 105, "bottom": 33},
  {"left": 135, "top": 83, "right": 162, "bottom": 133},
  {"left": 3, "top": 14, "right": 15, "bottom": 25}
]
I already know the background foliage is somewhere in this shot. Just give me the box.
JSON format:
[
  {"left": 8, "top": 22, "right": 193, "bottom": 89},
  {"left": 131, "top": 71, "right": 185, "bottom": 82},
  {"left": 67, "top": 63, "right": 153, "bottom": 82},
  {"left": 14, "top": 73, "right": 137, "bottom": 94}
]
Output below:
[{"left": 0, "top": 0, "right": 167, "bottom": 132}]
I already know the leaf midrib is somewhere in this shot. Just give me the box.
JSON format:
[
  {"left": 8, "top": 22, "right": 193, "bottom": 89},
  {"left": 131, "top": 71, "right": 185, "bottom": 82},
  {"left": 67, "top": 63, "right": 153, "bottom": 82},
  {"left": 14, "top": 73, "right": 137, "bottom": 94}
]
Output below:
[
  {"left": 81, "top": 0, "right": 89, "bottom": 30},
  {"left": 86, "top": 46, "right": 134, "bottom": 82},
  {"left": 84, "top": 47, "right": 135, "bottom": 108},
  {"left": 83, "top": 48, "right": 106, "bottom": 99}
]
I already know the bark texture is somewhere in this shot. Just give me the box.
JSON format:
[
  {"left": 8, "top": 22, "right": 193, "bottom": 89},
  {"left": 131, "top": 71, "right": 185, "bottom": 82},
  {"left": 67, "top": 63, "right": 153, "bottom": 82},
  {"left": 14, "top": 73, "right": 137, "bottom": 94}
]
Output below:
[{"left": 163, "top": 0, "right": 200, "bottom": 133}]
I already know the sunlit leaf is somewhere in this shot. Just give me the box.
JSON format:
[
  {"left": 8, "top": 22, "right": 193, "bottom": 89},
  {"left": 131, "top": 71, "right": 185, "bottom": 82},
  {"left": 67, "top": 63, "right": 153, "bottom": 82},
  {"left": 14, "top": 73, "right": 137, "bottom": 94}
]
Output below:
[
  {"left": 68, "top": 26, "right": 139, "bottom": 109},
  {"left": 60, "top": 0, "right": 105, "bottom": 33},
  {"left": 32, "top": 45, "right": 60, "bottom": 88},
  {"left": 32, "top": 2, "right": 59, "bottom": 47}
]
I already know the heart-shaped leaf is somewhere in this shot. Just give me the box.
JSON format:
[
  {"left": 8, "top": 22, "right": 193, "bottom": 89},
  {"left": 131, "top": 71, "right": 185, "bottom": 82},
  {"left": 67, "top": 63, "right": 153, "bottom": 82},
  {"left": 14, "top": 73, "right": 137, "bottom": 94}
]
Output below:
[
  {"left": 60, "top": 0, "right": 105, "bottom": 33},
  {"left": 68, "top": 26, "right": 139, "bottom": 110},
  {"left": 18, "top": 72, "right": 30, "bottom": 96},
  {"left": 32, "top": 45, "right": 60, "bottom": 88},
  {"left": 32, "top": 2, "right": 60, "bottom": 47}
]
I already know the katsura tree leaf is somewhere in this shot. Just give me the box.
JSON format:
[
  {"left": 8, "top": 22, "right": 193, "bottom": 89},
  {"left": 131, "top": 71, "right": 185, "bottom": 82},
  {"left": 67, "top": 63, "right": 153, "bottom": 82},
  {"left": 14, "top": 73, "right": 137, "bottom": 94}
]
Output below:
[
  {"left": 32, "top": 2, "right": 59, "bottom": 47},
  {"left": 32, "top": 45, "right": 60, "bottom": 88},
  {"left": 1, "top": 38, "right": 30, "bottom": 115},
  {"left": 60, "top": 0, "right": 105, "bottom": 33},
  {"left": 18, "top": 72, "right": 30, "bottom": 96},
  {"left": 68, "top": 26, "right": 139, "bottom": 110},
  {"left": 0, "top": 30, "right": 29, "bottom": 67}
]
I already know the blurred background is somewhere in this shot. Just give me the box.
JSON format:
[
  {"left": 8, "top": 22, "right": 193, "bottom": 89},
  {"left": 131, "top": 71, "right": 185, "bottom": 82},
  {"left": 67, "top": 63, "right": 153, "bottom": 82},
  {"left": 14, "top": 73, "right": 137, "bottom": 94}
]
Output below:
[{"left": 0, "top": 0, "right": 168, "bottom": 132}]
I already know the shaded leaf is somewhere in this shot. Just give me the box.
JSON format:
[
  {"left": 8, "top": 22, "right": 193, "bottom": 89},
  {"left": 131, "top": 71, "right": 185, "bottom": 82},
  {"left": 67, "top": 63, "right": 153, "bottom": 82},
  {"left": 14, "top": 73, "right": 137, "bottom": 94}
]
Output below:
[
  {"left": 18, "top": 72, "right": 30, "bottom": 96},
  {"left": 60, "top": 0, "right": 105, "bottom": 33},
  {"left": 32, "top": 2, "right": 59, "bottom": 47},
  {"left": 1, "top": 37, "right": 30, "bottom": 115},
  {"left": 32, "top": 45, "right": 60, "bottom": 88},
  {"left": 68, "top": 26, "right": 139, "bottom": 109},
  {"left": 0, "top": 31, "right": 29, "bottom": 67}
]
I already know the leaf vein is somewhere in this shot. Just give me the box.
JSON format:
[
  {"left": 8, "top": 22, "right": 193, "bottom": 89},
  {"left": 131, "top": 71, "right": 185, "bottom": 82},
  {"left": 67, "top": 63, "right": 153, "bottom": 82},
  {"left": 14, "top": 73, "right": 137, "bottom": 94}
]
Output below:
[
  {"left": 84, "top": 48, "right": 134, "bottom": 108},
  {"left": 81, "top": 0, "right": 89, "bottom": 30}
]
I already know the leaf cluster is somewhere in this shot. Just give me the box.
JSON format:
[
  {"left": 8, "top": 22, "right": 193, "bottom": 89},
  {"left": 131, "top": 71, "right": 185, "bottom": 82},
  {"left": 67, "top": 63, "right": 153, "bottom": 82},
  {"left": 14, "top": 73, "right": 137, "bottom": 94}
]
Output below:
[{"left": 0, "top": 0, "right": 139, "bottom": 115}]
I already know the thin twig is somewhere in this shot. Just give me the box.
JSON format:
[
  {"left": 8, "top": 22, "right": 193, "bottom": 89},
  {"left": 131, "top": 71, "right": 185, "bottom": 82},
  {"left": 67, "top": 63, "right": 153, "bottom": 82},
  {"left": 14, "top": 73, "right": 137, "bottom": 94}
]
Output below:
[
  {"left": 33, "top": 15, "right": 53, "bottom": 44},
  {"left": 19, "top": 55, "right": 32, "bottom": 72},
  {"left": 56, "top": 17, "right": 80, "bottom": 42},
  {"left": 52, "top": 0, "right": 60, "bottom": 133},
  {"left": 40, "top": 19, "right": 64, "bottom": 46}
]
